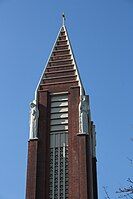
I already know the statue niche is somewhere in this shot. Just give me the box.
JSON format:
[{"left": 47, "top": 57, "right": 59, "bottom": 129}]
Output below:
[
  {"left": 29, "top": 100, "right": 39, "bottom": 139},
  {"left": 80, "top": 95, "right": 89, "bottom": 134}
]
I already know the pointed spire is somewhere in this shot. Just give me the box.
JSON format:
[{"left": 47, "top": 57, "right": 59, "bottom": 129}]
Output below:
[
  {"left": 62, "top": 13, "right": 66, "bottom": 26},
  {"left": 35, "top": 22, "right": 85, "bottom": 99}
]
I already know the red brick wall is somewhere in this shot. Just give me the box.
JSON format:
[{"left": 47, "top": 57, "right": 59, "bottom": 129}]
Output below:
[
  {"left": 26, "top": 140, "right": 38, "bottom": 199},
  {"left": 35, "top": 90, "right": 51, "bottom": 198}
]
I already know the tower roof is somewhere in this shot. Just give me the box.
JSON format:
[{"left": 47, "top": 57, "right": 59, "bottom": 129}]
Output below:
[{"left": 35, "top": 24, "right": 85, "bottom": 99}]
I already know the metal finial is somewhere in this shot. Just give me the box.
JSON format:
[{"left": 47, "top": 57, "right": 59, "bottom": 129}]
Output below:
[{"left": 62, "top": 13, "right": 66, "bottom": 26}]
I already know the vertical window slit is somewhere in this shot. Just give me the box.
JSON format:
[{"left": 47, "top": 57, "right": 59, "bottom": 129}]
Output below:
[{"left": 49, "top": 94, "right": 68, "bottom": 199}]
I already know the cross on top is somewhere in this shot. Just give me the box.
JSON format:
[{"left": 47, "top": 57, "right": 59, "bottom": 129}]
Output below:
[{"left": 62, "top": 13, "right": 66, "bottom": 26}]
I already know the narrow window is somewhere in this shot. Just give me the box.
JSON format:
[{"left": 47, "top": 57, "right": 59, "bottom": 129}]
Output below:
[{"left": 49, "top": 93, "right": 68, "bottom": 199}]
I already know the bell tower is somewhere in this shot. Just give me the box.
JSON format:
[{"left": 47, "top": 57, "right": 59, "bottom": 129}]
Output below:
[{"left": 26, "top": 18, "right": 98, "bottom": 199}]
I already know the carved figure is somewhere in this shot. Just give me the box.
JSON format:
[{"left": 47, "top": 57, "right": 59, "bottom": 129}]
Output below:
[
  {"left": 80, "top": 95, "right": 89, "bottom": 134},
  {"left": 29, "top": 100, "right": 39, "bottom": 139},
  {"left": 92, "top": 125, "right": 96, "bottom": 157}
]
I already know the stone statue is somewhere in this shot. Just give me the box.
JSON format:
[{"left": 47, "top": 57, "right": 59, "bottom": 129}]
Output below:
[
  {"left": 80, "top": 95, "right": 89, "bottom": 134},
  {"left": 29, "top": 100, "right": 39, "bottom": 139},
  {"left": 92, "top": 124, "right": 96, "bottom": 157}
]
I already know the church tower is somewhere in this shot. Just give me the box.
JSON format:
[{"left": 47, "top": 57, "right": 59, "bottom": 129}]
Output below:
[{"left": 26, "top": 17, "right": 98, "bottom": 199}]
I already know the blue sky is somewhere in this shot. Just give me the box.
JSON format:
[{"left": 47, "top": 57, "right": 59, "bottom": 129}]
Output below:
[{"left": 0, "top": 0, "right": 133, "bottom": 198}]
